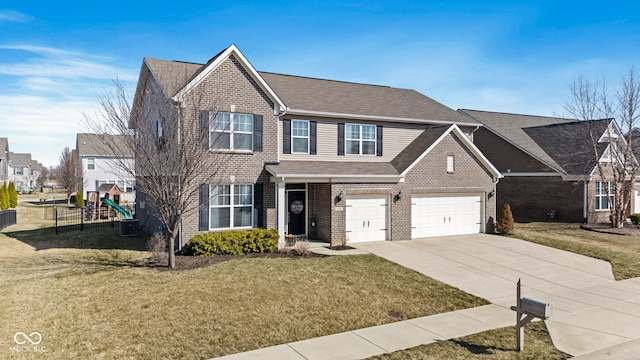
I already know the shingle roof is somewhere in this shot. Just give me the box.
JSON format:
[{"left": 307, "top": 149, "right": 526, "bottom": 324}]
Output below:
[
  {"left": 144, "top": 58, "right": 202, "bottom": 97},
  {"left": 459, "top": 109, "right": 613, "bottom": 175},
  {"left": 259, "top": 72, "right": 474, "bottom": 124},
  {"left": 459, "top": 109, "right": 573, "bottom": 172},
  {"left": 142, "top": 49, "right": 477, "bottom": 124},
  {"left": 391, "top": 126, "right": 450, "bottom": 172},
  {"left": 76, "top": 133, "right": 133, "bottom": 157},
  {"left": 524, "top": 119, "right": 611, "bottom": 175},
  {"left": 8, "top": 152, "right": 31, "bottom": 166},
  {"left": 265, "top": 160, "right": 400, "bottom": 177}
]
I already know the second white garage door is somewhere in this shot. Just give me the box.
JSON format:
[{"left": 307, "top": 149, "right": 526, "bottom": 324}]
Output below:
[
  {"left": 411, "top": 194, "right": 482, "bottom": 238},
  {"left": 345, "top": 196, "right": 388, "bottom": 243}
]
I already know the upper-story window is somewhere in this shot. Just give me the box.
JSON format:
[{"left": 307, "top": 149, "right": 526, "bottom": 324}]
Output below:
[
  {"left": 346, "top": 124, "right": 376, "bottom": 155},
  {"left": 87, "top": 158, "right": 95, "bottom": 170},
  {"left": 14, "top": 166, "right": 23, "bottom": 175},
  {"left": 210, "top": 112, "right": 254, "bottom": 151},
  {"left": 292, "top": 120, "right": 309, "bottom": 154}
]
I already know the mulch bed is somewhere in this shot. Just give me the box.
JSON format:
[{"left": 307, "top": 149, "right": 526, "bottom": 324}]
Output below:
[
  {"left": 149, "top": 250, "right": 327, "bottom": 271},
  {"left": 581, "top": 223, "right": 640, "bottom": 236}
]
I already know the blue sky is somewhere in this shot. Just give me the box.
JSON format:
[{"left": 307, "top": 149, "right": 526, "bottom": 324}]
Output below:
[{"left": 1, "top": 1, "right": 640, "bottom": 167}]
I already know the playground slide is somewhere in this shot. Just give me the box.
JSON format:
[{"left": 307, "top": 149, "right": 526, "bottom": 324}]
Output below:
[{"left": 101, "top": 199, "right": 133, "bottom": 219}]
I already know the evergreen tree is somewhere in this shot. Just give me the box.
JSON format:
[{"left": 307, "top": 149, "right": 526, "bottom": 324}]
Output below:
[
  {"left": 0, "top": 183, "right": 8, "bottom": 210},
  {"left": 8, "top": 182, "right": 18, "bottom": 208},
  {"left": 75, "top": 189, "right": 85, "bottom": 207},
  {"left": 496, "top": 203, "right": 515, "bottom": 234}
]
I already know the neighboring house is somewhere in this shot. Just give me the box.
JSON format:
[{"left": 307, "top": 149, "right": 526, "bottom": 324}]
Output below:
[
  {"left": 30, "top": 160, "right": 44, "bottom": 190},
  {"left": 132, "top": 44, "right": 501, "bottom": 248},
  {"left": 75, "top": 133, "right": 136, "bottom": 203},
  {"left": 0, "top": 138, "right": 8, "bottom": 183},
  {"left": 7, "top": 152, "right": 33, "bottom": 193},
  {"left": 459, "top": 109, "right": 632, "bottom": 223}
]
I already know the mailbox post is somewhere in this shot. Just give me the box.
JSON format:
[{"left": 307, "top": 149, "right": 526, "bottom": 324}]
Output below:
[{"left": 510, "top": 279, "right": 552, "bottom": 351}]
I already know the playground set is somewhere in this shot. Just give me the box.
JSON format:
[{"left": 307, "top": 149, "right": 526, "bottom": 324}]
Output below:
[{"left": 85, "top": 183, "right": 133, "bottom": 221}]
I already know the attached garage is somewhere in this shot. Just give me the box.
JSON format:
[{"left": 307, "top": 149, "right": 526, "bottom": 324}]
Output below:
[
  {"left": 345, "top": 196, "right": 388, "bottom": 243},
  {"left": 411, "top": 194, "right": 483, "bottom": 238}
]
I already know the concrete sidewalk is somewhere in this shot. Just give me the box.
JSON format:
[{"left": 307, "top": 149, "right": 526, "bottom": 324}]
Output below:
[{"left": 214, "top": 304, "right": 514, "bottom": 360}]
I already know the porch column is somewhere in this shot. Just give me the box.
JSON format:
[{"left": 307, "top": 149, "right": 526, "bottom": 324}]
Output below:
[{"left": 276, "top": 180, "right": 286, "bottom": 248}]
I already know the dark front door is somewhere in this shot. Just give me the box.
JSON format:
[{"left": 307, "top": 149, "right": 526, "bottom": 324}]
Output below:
[{"left": 287, "top": 191, "right": 306, "bottom": 235}]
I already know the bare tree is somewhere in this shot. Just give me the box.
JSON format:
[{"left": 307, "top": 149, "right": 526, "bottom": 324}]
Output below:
[
  {"left": 83, "top": 77, "right": 226, "bottom": 269},
  {"left": 56, "top": 146, "right": 78, "bottom": 198},
  {"left": 565, "top": 69, "right": 640, "bottom": 227}
]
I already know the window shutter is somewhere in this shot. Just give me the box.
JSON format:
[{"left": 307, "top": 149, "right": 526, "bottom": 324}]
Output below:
[
  {"left": 310, "top": 121, "right": 317, "bottom": 155},
  {"left": 199, "top": 110, "right": 209, "bottom": 150},
  {"left": 254, "top": 183, "right": 264, "bottom": 228},
  {"left": 253, "top": 114, "right": 263, "bottom": 152},
  {"left": 376, "top": 125, "right": 383, "bottom": 156},
  {"left": 198, "top": 184, "right": 209, "bottom": 231},
  {"left": 283, "top": 119, "right": 291, "bottom": 154},
  {"left": 338, "top": 123, "right": 345, "bottom": 156}
]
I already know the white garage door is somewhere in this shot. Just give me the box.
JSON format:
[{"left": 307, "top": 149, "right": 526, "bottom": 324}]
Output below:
[
  {"left": 345, "top": 196, "right": 388, "bottom": 243},
  {"left": 411, "top": 194, "right": 482, "bottom": 238}
]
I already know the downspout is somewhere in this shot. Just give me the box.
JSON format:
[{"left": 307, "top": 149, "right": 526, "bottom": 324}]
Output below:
[
  {"left": 275, "top": 105, "right": 288, "bottom": 164},
  {"left": 469, "top": 125, "right": 481, "bottom": 142},
  {"left": 176, "top": 102, "right": 183, "bottom": 250},
  {"left": 583, "top": 180, "right": 588, "bottom": 223}
]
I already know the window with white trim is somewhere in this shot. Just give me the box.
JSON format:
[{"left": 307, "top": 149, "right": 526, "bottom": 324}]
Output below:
[
  {"left": 209, "top": 184, "right": 254, "bottom": 229},
  {"left": 346, "top": 124, "right": 376, "bottom": 155},
  {"left": 14, "top": 166, "right": 23, "bottom": 175},
  {"left": 291, "top": 120, "right": 309, "bottom": 154},
  {"left": 595, "top": 181, "right": 615, "bottom": 210},
  {"left": 210, "top": 112, "right": 253, "bottom": 151},
  {"left": 87, "top": 158, "right": 95, "bottom": 170}
]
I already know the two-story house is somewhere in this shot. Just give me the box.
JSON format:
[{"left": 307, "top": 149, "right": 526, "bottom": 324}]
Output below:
[
  {"left": 7, "top": 152, "right": 32, "bottom": 193},
  {"left": 76, "top": 133, "right": 136, "bottom": 203},
  {"left": 133, "top": 45, "right": 501, "bottom": 248},
  {"left": 460, "top": 109, "right": 635, "bottom": 223}
]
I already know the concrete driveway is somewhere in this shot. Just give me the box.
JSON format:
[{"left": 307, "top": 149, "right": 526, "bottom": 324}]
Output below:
[{"left": 354, "top": 234, "right": 640, "bottom": 357}]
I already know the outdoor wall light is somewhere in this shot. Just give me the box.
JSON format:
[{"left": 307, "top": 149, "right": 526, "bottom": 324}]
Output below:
[
  {"left": 336, "top": 191, "right": 345, "bottom": 202},
  {"left": 488, "top": 190, "right": 495, "bottom": 199},
  {"left": 394, "top": 191, "right": 403, "bottom": 202}
]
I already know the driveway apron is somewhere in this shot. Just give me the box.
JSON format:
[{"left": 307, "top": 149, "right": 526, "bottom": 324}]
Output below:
[{"left": 355, "top": 234, "right": 640, "bottom": 357}]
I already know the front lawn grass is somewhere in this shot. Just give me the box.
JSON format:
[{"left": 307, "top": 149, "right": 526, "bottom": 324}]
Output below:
[
  {"left": 369, "top": 322, "right": 569, "bottom": 360},
  {"left": 511, "top": 222, "right": 640, "bottom": 280},
  {"left": 1, "top": 208, "right": 488, "bottom": 359}
]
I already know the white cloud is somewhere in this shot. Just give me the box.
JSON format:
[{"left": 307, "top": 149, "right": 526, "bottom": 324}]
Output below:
[
  {"left": 0, "top": 44, "right": 136, "bottom": 81},
  {"left": 0, "top": 10, "right": 31, "bottom": 24},
  {"left": 0, "top": 44, "right": 137, "bottom": 167}
]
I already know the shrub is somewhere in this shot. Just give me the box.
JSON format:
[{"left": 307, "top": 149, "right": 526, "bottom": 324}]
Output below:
[
  {"left": 8, "top": 182, "right": 18, "bottom": 208},
  {"left": 75, "top": 190, "right": 85, "bottom": 207},
  {"left": 188, "top": 228, "right": 279, "bottom": 256},
  {"left": 630, "top": 214, "right": 640, "bottom": 225},
  {"left": 496, "top": 203, "right": 515, "bottom": 235},
  {"left": 0, "top": 183, "right": 8, "bottom": 210}
]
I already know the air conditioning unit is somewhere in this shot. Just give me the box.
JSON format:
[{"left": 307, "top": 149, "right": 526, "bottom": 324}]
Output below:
[{"left": 119, "top": 219, "right": 139, "bottom": 237}]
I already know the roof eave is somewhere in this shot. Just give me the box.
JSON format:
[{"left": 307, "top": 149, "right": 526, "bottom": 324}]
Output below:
[{"left": 283, "top": 108, "right": 479, "bottom": 127}]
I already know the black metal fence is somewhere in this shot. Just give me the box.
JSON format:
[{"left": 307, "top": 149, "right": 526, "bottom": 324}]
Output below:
[
  {"left": 0, "top": 209, "right": 17, "bottom": 231},
  {"left": 54, "top": 204, "right": 135, "bottom": 234}
]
